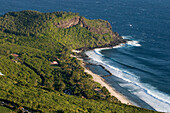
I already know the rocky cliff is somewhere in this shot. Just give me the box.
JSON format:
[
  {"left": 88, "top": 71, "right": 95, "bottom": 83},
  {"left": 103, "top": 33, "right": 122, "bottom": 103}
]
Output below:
[
  {"left": 53, "top": 16, "right": 126, "bottom": 50},
  {"left": 54, "top": 16, "right": 80, "bottom": 28},
  {"left": 54, "top": 16, "right": 123, "bottom": 41}
]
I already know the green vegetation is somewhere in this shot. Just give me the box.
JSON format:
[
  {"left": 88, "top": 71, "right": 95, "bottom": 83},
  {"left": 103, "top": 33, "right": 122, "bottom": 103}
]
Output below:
[
  {"left": 83, "top": 17, "right": 110, "bottom": 29},
  {"left": 0, "top": 106, "right": 13, "bottom": 113},
  {"left": 0, "top": 10, "right": 157, "bottom": 112}
]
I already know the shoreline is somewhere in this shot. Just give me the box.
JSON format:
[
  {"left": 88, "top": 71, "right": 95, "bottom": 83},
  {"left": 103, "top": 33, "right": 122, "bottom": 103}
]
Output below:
[
  {"left": 72, "top": 49, "right": 133, "bottom": 105},
  {"left": 76, "top": 46, "right": 158, "bottom": 111},
  {"left": 82, "top": 62, "right": 133, "bottom": 105},
  {"left": 72, "top": 38, "right": 158, "bottom": 111}
]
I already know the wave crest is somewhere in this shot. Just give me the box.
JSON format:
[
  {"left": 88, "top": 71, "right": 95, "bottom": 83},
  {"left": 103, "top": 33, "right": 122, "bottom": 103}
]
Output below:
[
  {"left": 85, "top": 49, "right": 170, "bottom": 112},
  {"left": 127, "top": 40, "right": 141, "bottom": 47}
]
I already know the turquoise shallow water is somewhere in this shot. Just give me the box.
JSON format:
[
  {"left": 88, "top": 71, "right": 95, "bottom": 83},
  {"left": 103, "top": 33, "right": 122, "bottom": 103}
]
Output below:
[{"left": 0, "top": 0, "right": 170, "bottom": 111}]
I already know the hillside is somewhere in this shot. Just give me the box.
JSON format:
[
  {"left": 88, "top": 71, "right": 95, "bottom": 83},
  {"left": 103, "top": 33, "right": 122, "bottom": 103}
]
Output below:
[{"left": 0, "top": 10, "right": 157, "bottom": 112}]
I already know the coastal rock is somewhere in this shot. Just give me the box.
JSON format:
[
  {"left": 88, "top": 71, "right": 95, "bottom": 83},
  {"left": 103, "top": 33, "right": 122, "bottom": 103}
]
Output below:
[
  {"left": 54, "top": 15, "right": 123, "bottom": 43},
  {"left": 54, "top": 16, "right": 113, "bottom": 35},
  {"left": 53, "top": 14, "right": 126, "bottom": 49},
  {"left": 54, "top": 16, "right": 80, "bottom": 28}
]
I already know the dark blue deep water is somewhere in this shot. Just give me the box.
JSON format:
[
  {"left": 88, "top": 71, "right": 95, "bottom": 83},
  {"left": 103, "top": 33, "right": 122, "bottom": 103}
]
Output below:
[{"left": 0, "top": 0, "right": 170, "bottom": 112}]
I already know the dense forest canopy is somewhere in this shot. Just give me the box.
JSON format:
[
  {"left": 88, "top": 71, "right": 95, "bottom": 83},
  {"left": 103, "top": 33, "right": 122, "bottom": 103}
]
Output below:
[{"left": 0, "top": 10, "right": 157, "bottom": 112}]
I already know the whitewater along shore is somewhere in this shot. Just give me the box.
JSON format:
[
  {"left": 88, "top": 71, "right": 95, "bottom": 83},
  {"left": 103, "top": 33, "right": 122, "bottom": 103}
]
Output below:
[
  {"left": 72, "top": 42, "right": 157, "bottom": 111},
  {"left": 71, "top": 49, "right": 133, "bottom": 105},
  {"left": 71, "top": 34, "right": 156, "bottom": 110},
  {"left": 82, "top": 62, "right": 133, "bottom": 105}
]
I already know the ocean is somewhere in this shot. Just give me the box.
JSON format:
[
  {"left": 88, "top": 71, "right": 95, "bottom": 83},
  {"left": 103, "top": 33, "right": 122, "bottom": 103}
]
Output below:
[{"left": 0, "top": 0, "right": 170, "bottom": 112}]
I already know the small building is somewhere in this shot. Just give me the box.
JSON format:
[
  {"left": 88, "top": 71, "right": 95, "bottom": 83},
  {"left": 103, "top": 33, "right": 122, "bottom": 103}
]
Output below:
[
  {"left": 11, "top": 59, "right": 18, "bottom": 63},
  {"left": 81, "top": 96, "right": 85, "bottom": 99},
  {"left": 1, "top": 101, "right": 5, "bottom": 105},
  {"left": 10, "top": 54, "right": 19, "bottom": 57},
  {"left": 50, "top": 61, "right": 58, "bottom": 65},
  {"left": 0, "top": 72, "right": 4, "bottom": 76}
]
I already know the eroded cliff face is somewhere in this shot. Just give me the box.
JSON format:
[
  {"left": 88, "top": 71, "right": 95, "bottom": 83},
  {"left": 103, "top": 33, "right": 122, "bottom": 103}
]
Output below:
[
  {"left": 54, "top": 16, "right": 80, "bottom": 28},
  {"left": 54, "top": 16, "right": 125, "bottom": 43},
  {"left": 54, "top": 16, "right": 112, "bottom": 35}
]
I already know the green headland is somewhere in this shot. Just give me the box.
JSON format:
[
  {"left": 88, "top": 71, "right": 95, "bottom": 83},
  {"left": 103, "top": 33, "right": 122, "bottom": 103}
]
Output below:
[{"left": 0, "top": 10, "right": 157, "bottom": 113}]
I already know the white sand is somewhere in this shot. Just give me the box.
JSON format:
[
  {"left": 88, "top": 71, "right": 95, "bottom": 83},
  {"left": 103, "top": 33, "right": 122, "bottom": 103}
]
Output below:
[
  {"left": 81, "top": 62, "right": 132, "bottom": 105},
  {"left": 71, "top": 52, "right": 133, "bottom": 105},
  {"left": 71, "top": 53, "right": 133, "bottom": 105}
]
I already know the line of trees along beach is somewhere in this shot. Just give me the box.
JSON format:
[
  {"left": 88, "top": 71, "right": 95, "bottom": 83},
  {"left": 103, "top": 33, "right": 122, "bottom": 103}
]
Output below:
[{"left": 0, "top": 10, "right": 157, "bottom": 112}]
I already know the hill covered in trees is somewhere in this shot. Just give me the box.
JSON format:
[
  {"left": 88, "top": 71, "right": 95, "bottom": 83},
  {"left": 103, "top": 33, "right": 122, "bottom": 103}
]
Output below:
[{"left": 0, "top": 10, "right": 157, "bottom": 112}]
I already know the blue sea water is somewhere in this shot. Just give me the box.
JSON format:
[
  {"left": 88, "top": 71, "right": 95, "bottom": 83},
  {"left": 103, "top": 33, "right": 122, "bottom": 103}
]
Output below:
[{"left": 0, "top": 0, "right": 170, "bottom": 112}]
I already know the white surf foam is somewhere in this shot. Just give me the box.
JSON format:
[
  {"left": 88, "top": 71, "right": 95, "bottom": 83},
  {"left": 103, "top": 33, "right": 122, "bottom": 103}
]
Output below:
[
  {"left": 122, "top": 36, "right": 141, "bottom": 47},
  {"left": 94, "top": 36, "right": 141, "bottom": 55},
  {"left": 127, "top": 40, "right": 141, "bottom": 47},
  {"left": 85, "top": 50, "right": 170, "bottom": 112},
  {"left": 94, "top": 48, "right": 108, "bottom": 56},
  {"left": 94, "top": 47, "right": 121, "bottom": 56},
  {"left": 122, "top": 36, "right": 133, "bottom": 39},
  {"left": 112, "top": 44, "right": 125, "bottom": 48}
]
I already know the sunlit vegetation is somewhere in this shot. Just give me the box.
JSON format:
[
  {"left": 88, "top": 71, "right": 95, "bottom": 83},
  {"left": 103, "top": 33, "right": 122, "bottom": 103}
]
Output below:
[
  {"left": 0, "top": 10, "right": 157, "bottom": 112},
  {"left": 0, "top": 106, "right": 12, "bottom": 113}
]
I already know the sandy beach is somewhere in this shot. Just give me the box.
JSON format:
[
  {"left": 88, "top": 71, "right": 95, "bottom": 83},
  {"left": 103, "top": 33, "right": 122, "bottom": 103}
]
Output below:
[
  {"left": 82, "top": 62, "right": 133, "bottom": 105},
  {"left": 71, "top": 51, "right": 133, "bottom": 105}
]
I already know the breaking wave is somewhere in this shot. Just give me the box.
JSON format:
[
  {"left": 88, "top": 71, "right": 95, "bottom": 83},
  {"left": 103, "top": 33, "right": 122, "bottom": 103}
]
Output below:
[{"left": 85, "top": 43, "right": 170, "bottom": 112}]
